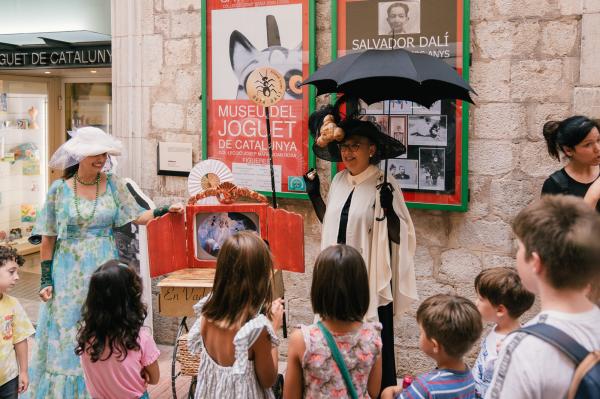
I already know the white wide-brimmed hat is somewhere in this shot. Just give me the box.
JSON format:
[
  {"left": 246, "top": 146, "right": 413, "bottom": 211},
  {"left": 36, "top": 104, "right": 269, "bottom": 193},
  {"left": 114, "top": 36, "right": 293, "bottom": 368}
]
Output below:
[{"left": 49, "top": 127, "right": 122, "bottom": 170}]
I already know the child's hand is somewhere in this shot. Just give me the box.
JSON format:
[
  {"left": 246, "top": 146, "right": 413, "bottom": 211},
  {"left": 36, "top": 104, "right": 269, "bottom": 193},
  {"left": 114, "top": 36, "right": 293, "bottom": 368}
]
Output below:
[
  {"left": 18, "top": 372, "right": 29, "bottom": 393},
  {"left": 141, "top": 368, "right": 150, "bottom": 384},
  {"left": 269, "top": 298, "right": 284, "bottom": 331},
  {"left": 39, "top": 286, "right": 53, "bottom": 302},
  {"left": 381, "top": 385, "right": 402, "bottom": 399}
]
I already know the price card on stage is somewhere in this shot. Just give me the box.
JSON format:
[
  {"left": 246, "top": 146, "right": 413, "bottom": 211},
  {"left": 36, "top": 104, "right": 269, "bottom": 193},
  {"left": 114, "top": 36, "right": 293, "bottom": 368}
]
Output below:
[{"left": 201, "top": 0, "right": 316, "bottom": 198}]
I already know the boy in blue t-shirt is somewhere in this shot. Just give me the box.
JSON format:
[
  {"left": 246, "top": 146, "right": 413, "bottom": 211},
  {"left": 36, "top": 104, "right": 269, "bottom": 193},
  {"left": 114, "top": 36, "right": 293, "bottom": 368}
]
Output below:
[
  {"left": 471, "top": 267, "right": 534, "bottom": 397},
  {"left": 382, "top": 294, "right": 483, "bottom": 399}
]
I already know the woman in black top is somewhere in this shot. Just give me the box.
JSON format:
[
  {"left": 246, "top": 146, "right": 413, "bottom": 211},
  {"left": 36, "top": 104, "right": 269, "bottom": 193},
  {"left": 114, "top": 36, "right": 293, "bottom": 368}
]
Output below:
[{"left": 541, "top": 116, "right": 600, "bottom": 211}]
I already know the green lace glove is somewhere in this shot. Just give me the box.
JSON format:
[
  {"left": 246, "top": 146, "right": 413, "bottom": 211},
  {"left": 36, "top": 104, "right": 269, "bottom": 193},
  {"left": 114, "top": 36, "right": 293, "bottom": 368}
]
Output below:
[
  {"left": 40, "top": 259, "right": 53, "bottom": 290},
  {"left": 153, "top": 205, "right": 170, "bottom": 218}
]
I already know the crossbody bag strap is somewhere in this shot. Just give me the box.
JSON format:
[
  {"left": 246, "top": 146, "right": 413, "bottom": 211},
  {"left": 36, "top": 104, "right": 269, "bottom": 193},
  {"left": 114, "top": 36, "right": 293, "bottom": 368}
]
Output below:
[
  {"left": 317, "top": 321, "right": 359, "bottom": 399},
  {"left": 517, "top": 323, "right": 589, "bottom": 364}
]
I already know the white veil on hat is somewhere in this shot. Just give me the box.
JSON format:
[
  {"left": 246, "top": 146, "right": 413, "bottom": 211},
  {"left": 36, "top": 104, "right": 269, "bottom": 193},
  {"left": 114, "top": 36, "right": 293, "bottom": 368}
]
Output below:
[{"left": 49, "top": 127, "right": 122, "bottom": 171}]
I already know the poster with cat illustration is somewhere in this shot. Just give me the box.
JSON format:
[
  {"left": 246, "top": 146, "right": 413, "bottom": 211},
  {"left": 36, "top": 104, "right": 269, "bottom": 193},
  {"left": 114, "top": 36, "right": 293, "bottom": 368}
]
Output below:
[{"left": 203, "top": 0, "right": 314, "bottom": 197}]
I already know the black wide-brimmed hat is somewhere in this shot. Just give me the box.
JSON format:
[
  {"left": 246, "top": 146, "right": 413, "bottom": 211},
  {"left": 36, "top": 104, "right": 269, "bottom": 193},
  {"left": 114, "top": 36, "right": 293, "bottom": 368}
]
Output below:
[{"left": 309, "top": 106, "right": 406, "bottom": 162}]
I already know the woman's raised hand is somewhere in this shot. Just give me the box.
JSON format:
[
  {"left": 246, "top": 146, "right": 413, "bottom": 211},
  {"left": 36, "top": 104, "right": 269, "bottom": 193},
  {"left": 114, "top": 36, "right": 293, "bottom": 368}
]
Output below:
[
  {"left": 168, "top": 203, "right": 185, "bottom": 213},
  {"left": 269, "top": 298, "right": 285, "bottom": 331}
]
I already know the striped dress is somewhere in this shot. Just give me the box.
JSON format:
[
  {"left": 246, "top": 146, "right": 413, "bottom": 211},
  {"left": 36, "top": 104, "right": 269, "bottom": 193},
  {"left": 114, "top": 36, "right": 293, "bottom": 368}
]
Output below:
[
  {"left": 187, "top": 296, "right": 279, "bottom": 399},
  {"left": 398, "top": 368, "right": 480, "bottom": 399}
]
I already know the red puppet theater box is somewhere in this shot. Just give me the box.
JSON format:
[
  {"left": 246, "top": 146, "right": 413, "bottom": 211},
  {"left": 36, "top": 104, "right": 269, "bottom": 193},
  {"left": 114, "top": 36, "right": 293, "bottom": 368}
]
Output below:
[{"left": 147, "top": 201, "right": 304, "bottom": 317}]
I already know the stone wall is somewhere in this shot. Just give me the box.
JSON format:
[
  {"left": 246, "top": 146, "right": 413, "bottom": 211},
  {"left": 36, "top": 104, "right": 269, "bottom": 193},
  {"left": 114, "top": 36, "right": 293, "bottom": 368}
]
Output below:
[{"left": 111, "top": 0, "right": 600, "bottom": 375}]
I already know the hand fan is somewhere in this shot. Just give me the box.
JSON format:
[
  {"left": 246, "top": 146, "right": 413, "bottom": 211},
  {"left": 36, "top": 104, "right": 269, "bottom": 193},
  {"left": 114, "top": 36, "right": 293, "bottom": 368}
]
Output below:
[{"left": 188, "top": 160, "right": 234, "bottom": 204}]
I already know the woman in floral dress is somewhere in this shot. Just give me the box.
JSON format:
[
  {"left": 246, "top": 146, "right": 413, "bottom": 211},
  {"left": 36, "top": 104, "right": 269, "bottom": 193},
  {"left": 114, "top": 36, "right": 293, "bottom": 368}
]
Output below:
[{"left": 25, "top": 127, "right": 182, "bottom": 399}]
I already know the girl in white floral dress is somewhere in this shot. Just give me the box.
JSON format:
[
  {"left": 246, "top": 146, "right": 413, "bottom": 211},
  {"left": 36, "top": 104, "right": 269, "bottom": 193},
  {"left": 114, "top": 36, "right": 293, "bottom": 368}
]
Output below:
[
  {"left": 25, "top": 127, "right": 182, "bottom": 399},
  {"left": 188, "top": 232, "right": 284, "bottom": 399}
]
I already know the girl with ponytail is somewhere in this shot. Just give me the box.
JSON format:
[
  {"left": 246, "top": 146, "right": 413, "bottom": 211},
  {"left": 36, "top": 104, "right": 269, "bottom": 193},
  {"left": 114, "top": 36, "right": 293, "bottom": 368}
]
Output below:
[{"left": 541, "top": 116, "right": 600, "bottom": 211}]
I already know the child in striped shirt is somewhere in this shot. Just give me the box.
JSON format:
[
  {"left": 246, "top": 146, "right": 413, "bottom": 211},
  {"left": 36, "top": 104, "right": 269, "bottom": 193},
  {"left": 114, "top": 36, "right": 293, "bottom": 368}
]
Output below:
[{"left": 382, "top": 294, "right": 483, "bottom": 399}]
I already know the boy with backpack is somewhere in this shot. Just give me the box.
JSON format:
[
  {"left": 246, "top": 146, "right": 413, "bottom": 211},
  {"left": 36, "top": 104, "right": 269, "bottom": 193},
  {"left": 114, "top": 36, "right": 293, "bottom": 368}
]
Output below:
[{"left": 487, "top": 195, "right": 600, "bottom": 399}]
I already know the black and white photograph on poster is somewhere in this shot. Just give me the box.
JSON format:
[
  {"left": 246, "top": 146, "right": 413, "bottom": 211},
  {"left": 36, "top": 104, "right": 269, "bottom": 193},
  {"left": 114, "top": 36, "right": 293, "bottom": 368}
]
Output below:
[
  {"left": 390, "top": 116, "right": 408, "bottom": 153},
  {"left": 359, "top": 99, "right": 387, "bottom": 115},
  {"left": 389, "top": 100, "right": 413, "bottom": 114},
  {"left": 413, "top": 100, "right": 441, "bottom": 115},
  {"left": 408, "top": 115, "right": 447, "bottom": 146},
  {"left": 378, "top": 1, "right": 421, "bottom": 35},
  {"left": 211, "top": 4, "right": 302, "bottom": 100},
  {"left": 419, "top": 148, "right": 445, "bottom": 191},
  {"left": 384, "top": 158, "right": 418, "bottom": 189}
]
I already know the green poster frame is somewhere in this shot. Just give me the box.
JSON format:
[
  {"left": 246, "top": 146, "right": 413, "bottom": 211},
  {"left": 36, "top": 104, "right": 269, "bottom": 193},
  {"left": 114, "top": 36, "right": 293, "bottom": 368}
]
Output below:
[
  {"left": 200, "top": 0, "right": 317, "bottom": 200},
  {"left": 330, "top": 0, "right": 471, "bottom": 211}
]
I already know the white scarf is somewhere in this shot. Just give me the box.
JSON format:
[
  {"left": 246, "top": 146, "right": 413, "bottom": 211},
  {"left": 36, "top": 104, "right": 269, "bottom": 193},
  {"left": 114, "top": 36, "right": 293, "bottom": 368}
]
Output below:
[{"left": 322, "top": 165, "right": 418, "bottom": 322}]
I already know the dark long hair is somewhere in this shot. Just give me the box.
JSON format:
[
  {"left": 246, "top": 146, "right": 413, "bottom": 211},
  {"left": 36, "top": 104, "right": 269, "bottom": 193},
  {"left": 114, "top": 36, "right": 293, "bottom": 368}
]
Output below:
[
  {"left": 63, "top": 164, "right": 79, "bottom": 179},
  {"left": 311, "top": 245, "right": 369, "bottom": 322},
  {"left": 543, "top": 116, "right": 600, "bottom": 161},
  {"left": 202, "top": 232, "right": 274, "bottom": 328},
  {"left": 75, "top": 260, "right": 147, "bottom": 362}
]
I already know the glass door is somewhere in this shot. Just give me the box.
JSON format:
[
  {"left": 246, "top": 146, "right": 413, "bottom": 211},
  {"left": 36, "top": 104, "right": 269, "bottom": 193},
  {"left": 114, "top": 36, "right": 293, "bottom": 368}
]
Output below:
[
  {"left": 0, "top": 78, "right": 48, "bottom": 245},
  {"left": 64, "top": 82, "right": 112, "bottom": 134}
]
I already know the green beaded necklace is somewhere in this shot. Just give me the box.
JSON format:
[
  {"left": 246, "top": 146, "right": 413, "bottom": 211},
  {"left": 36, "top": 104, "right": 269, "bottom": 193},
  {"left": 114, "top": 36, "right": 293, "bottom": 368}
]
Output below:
[{"left": 74, "top": 172, "right": 101, "bottom": 224}]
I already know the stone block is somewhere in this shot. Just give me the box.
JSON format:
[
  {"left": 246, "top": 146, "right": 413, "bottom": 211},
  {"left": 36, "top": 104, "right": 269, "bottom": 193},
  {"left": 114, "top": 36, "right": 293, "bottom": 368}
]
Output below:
[
  {"left": 573, "top": 87, "right": 600, "bottom": 117},
  {"left": 141, "top": 138, "right": 158, "bottom": 190},
  {"left": 527, "top": 103, "right": 572, "bottom": 142},
  {"left": 171, "top": 11, "right": 201, "bottom": 38},
  {"left": 559, "top": 0, "right": 583, "bottom": 14},
  {"left": 518, "top": 141, "right": 561, "bottom": 178},
  {"left": 396, "top": 315, "right": 420, "bottom": 349},
  {"left": 186, "top": 103, "right": 202, "bottom": 133},
  {"left": 396, "top": 348, "right": 435, "bottom": 375},
  {"left": 416, "top": 278, "right": 455, "bottom": 300},
  {"left": 154, "top": 14, "right": 170, "bottom": 36},
  {"left": 472, "top": 103, "right": 526, "bottom": 140},
  {"left": 470, "top": 61, "right": 510, "bottom": 102},
  {"left": 581, "top": 13, "right": 600, "bottom": 85},
  {"left": 412, "top": 211, "right": 449, "bottom": 247},
  {"left": 473, "top": 20, "right": 515, "bottom": 60},
  {"left": 175, "top": 68, "right": 202, "bottom": 102},
  {"left": 165, "top": 38, "right": 193, "bottom": 65},
  {"left": 510, "top": 60, "right": 571, "bottom": 103},
  {"left": 414, "top": 246, "right": 434, "bottom": 279},
  {"left": 584, "top": 0, "right": 600, "bottom": 13},
  {"left": 541, "top": 20, "right": 579, "bottom": 58},
  {"left": 469, "top": 140, "right": 514, "bottom": 176},
  {"left": 152, "top": 103, "right": 184, "bottom": 129},
  {"left": 439, "top": 248, "right": 482, "bottom": 284},
  {"left": 482, "top": 254, "right": 516, "bottom": 270},
  {"left": 467, "top": 175, "right": 491, "bottom": 218},
  {"left": 142, "top": 35, "right": 163, "bottom": 86},
  {"left": 164, "top": 0, "right": 201, "bottom": 11},
  {"left": 495, "top": 0, "right": 557, "bottom": 18},
  {"left": 450, "top": 216, "right": 513, "bottom": 252},
  {"left": 471, "top": 0, "right": 498, "bottom": 21},
  {"left": 489, "top": 178, "right": 536, "bottom": 219},
  {"left": 473, "top": 19, "right": 541, "bottom": 59}
]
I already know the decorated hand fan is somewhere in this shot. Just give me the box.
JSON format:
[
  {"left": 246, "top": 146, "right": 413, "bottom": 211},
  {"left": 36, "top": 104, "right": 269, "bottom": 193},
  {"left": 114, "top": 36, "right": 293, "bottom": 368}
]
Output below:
[{"left": 188, "top": 160, "right": 234, "bottom": 205}]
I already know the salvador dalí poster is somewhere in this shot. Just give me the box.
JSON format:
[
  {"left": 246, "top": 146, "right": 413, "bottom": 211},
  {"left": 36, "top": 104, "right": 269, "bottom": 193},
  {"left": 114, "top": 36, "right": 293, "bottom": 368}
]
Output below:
[
  {"left": 202, "top": 0, "right": 314, "bottom": 198},
  {"left": 334, "top": 0, "right": 471, "bottom": 211}
]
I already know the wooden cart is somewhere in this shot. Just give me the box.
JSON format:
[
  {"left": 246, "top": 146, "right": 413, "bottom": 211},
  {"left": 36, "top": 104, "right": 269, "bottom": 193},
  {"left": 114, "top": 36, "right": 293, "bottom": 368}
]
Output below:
[{"left": 147, "top": 201, "right": 304, "bottom": 398}]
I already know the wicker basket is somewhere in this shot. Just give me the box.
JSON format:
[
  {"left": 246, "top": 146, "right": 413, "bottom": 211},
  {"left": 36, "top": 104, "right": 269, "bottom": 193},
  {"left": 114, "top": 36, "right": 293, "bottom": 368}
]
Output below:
[{"left": 176, "top": 333, "right": 201, "bottom": 377}]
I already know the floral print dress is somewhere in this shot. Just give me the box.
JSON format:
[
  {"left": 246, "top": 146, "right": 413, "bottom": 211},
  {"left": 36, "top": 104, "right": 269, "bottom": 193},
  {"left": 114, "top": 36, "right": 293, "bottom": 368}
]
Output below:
[
  {"left": 25, "top": 175, "right": 145, "bottom": 399},
  {"left": 300, "top": 322, "right": 382, "bottom": 398}
]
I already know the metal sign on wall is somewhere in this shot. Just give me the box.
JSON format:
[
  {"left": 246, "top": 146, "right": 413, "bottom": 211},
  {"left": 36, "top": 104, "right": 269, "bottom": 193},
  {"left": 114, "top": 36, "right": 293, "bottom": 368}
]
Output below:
[
  {"left": 0, "top": 45, "right": 111, "bottom": 69},
  {"left": 201, "top": 0, "right": 316, "bottom": 199},
  {"left": 333, "top": 0, "right": 471, "bottom": 211}
]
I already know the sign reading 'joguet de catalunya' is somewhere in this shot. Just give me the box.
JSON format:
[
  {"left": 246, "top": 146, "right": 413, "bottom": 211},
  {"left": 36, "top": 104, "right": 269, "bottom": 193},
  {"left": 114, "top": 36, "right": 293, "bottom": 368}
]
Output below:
[{"left": 0, "top": 45, "right": 111, "bottom": 69}]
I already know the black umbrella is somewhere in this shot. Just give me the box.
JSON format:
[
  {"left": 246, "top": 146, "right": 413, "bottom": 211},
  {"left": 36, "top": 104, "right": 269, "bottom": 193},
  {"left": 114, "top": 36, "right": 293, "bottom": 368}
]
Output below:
[{"left": 302, "top": 48, "right": 475, "bottom": 107}]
